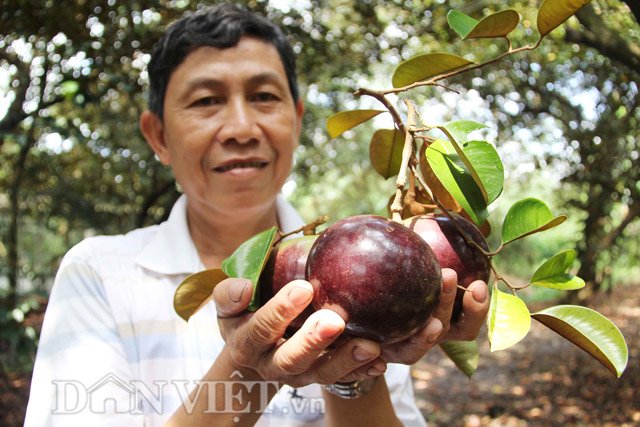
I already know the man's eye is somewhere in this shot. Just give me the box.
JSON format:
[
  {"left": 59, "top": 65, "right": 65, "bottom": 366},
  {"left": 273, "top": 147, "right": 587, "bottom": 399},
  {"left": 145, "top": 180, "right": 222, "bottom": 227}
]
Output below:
[
  {"left": 253, "top": 92, "right": 279, "bottom": 102},
  {"left": 191, "top": 97, "right": 221, "bottom": 107}
]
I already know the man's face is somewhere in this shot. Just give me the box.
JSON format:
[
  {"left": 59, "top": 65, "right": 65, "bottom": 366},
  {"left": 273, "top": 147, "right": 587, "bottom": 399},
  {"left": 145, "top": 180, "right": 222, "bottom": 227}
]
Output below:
[{"left": 147, "top": 36, "right": 303, "bottom": 218}]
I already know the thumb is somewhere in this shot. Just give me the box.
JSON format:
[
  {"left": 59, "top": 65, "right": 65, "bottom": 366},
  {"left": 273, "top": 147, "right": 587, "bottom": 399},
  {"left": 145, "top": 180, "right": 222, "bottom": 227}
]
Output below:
[{"left": 213, "top": 278, "right": 253, "bottom": 318}]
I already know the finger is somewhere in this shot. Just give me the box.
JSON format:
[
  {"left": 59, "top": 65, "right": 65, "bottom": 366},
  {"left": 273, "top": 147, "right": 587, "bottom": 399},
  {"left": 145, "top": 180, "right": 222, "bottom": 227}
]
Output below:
[
  {"left": 213, "top": 278, "right": 253, "bottom": 318},
  {"left": 380, "top": 317, "right": 442, "bottom": 364},
  {"left": 270, "top": 309, "right": 345, "bottom": 375},
  {"left": 336, "top": 357, "right": 387, "bottom": 383},
  {"left": 243, "top": 280, "right": 314, "bottom": 347},
  {"left": 309, "top": 337, "right": 382, "bottom": 385},
  {"left": 447, "top": 280, "right": 489, "bottom": 341},
  {"left": 431, "top": 268, "right": 457, "bottom": 332}
]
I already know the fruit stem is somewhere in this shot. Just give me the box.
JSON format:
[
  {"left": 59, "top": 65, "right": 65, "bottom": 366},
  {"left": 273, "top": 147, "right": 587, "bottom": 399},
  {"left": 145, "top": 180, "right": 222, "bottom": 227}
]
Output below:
[
  {"left": 353, "top": 88, "right": 406, "bottom": 135},
  {"left": 390, "top": 99, "right": 418, "bottom": 223},
  {"left": 409, "top": 163, "right": 435, "bottom": 202},
  {"left": 489, "top": 260, "right": 527, "bottom": 293},
  {"left": 457, "top": 284, "right": 471, "bottom": 293},
  {"left": 276, "top": 216, "right": 329, "bottom": 244}
]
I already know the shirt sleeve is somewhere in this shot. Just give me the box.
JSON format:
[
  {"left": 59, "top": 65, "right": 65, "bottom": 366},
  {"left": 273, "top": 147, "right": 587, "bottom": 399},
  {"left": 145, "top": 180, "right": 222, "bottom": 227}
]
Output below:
[
  {"left": 24, "top": 240, "right": 144, "bottom": 427},
  {"left": 385, "top": 363, "right": 428, "bottom": 427}
]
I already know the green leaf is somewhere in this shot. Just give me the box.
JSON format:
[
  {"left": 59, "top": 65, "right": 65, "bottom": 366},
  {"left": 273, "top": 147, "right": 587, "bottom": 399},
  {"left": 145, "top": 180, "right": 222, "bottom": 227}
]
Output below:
[
  {"left": 440, "top": 120, "right": 487, "bottom": 143},
  {"left": 501, "top": 198, "right": 567, "bottom": 244},
  {"left": 462, "top": 140, "right": 504, "bottom": 204},
  {"left": 448, "top": 9, "right": 520, "bottom": 40},
  {"left": 221, "top": 227, "right": 278, "bottom": 311},
  {"left": 392, "top": 53, "right": 476, "bottom": 88},
  {"left": 174, "top": 269, "right": 228, "bottom": 321},
  {"left": 426, "top": 139, "right": 487, "bottom": 225},
  {"left": 487, "top": 286, "right": 531, "bottom": 352},
  {"left": 437, "top": 121, "right": 490, "bottom": 203},
  {"left": 426, "top": 135, "right": 504, "bottom": 224},
  {"left": 447, "top": 10, "right": 479, "bottom": 39},
  {"left": 439, "top": 341, "right": 479, "bottom": 378},
  {"left": 326, "top": 109, "right": 385, "bottom": 139},
  {"left": 530, "top": 249, "right": 585, "bottom": 290},
  {"left": 370, "top": 129, "right": 405, "bottom": 179},
  {"left": 532, "top": 305, "right": 628, "bottom": 377},
  {"left": 466, "top": 10, "right": 520, "bottom": 39},
  {"left": 537, "top": 0, "right": 591, "bottom": 38}
]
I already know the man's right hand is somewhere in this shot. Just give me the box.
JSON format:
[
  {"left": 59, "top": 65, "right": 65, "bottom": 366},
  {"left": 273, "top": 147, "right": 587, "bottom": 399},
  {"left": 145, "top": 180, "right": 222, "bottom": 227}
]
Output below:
[{"left": 213, "top": 278, "right": 387, "bottom": 388}]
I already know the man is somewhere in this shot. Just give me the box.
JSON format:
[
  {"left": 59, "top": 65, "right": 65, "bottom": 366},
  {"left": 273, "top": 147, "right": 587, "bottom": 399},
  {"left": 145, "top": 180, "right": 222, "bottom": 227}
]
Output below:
[{"left": 25, "top": 4, "right": 489, "bottom": 426}]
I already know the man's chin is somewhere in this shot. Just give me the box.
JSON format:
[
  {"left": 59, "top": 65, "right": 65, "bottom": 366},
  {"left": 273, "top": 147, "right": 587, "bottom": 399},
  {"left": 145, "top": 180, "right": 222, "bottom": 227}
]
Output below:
[{"left": 213, "top": 191, "right": 279, "bottom": 218}]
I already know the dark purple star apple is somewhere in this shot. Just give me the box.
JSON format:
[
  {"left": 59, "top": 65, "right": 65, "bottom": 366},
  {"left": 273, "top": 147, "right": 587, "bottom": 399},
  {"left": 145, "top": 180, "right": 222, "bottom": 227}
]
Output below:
[
  {"left": 259, "top": 235, "right": 318, "bottom": 332},
  {"left": 404, "top": 213, "right": 491, "bottom": 321},
  {"left": 306, "top": 215, "right": 442, "bottom": 343}
]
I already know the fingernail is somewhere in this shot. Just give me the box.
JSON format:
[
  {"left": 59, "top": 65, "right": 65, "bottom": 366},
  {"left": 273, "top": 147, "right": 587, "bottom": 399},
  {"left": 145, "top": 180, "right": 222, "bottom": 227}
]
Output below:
[
  {"left": 367, "top": 363, "right": 386, "bottom": 376},
  {"left": 426, "top": 320, "right": 443, "bottom": 343},
  {"left": 317, "top": 322, "right": 343, "bottom": 340},
  {"left": 473, "top": 285, "right": 488, "bottom": 303},
  {"left": 288, "top": 285, "right": 313, "bottom": 306},
  {"left": 228, "top": 280, "right": 249, "bottom": 302},
  {"left": 352, "top": 346, "right": 376, "bottom": 362}
]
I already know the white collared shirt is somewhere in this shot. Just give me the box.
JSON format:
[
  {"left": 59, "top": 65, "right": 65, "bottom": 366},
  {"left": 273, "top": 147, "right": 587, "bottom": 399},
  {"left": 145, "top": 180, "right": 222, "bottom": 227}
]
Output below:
[{"left": 25, "top": 195, "right": 426, "bottom": 426}]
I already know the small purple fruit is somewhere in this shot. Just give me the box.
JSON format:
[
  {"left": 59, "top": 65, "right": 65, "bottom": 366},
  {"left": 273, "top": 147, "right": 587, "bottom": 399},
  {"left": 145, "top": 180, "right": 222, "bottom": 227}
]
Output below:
[
  {"left": 404, "top": 213, "right": 491, "bottom": 321},
  {"left": 306, "top": 215, "right": 441, "bottom": 343},
  {"left": 259, "top": 235, "right": 317, "bottom": 331}
]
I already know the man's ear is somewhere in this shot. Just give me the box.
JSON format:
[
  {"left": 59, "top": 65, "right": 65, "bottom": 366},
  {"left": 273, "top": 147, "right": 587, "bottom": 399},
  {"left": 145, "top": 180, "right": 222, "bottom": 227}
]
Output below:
[
  {"left": 294, "top": 99, "right": 305, "bottom": 140},
  {"left": 140, "top": 110, "right": 171, "bottom": 165}
]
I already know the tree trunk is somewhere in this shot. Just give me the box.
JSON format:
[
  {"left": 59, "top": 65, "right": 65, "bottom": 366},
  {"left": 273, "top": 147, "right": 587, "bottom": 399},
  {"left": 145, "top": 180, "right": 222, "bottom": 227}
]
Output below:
[
  {"left": 4, "top": 135, "right": 33, "bottom": 310},
  {"left": 564, "top": 195, "right": 606, "bottom": 305}
]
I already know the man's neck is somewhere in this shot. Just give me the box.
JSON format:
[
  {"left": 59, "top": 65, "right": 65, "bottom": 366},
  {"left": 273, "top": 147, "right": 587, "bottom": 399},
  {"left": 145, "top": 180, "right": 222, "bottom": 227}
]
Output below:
[{"left": 186, "top": 201, "right": 279, "bottom": 269}]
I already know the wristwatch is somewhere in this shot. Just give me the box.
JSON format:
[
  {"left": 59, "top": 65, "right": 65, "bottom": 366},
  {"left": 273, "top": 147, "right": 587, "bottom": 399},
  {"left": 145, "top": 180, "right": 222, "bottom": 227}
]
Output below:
[{"left": 321, "top": 377, "right": 378, "bottom": 399}]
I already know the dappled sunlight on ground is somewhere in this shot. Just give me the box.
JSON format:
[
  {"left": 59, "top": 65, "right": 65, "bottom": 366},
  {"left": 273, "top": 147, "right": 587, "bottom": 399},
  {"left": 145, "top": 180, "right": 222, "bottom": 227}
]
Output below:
[{"left": 413, "top": 285, "right": 640, "bottom": 427}]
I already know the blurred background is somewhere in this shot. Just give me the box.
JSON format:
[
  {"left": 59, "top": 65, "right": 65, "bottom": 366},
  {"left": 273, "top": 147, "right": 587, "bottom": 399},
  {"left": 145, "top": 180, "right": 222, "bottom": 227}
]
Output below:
[{"left": 1, "top": 0, "right": 638, "bottom": 425}]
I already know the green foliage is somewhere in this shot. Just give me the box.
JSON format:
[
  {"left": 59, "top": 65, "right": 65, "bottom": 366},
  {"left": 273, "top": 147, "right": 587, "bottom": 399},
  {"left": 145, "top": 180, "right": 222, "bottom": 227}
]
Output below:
[
  {"left": 487, "top": 287, "right": 531, "bottom": 351},
  {"left": 532, "top": 305, "right": 628, "bottom": 377},
  {"left": 174, "top": 269, "right": 228, "bottom": 322},
  {"left": 323, "top": 0, "right": 630, "bottom": 376},
  {"left": 501, "top": 198, "right": 567, "bottom": 244},
  {"left": 448, "top": 9, "right": 520, "bottom": 40},
  {"left": 530, "top": 249, "right": 585, "bottom": 290},
  {"left": 439, "top": 341, "right": 479, "bottom": 379},
  {"left": 221, "top": 227, "right": 278, "bottom": 312},
  {"left": 392, "top": 53, "right": 475, "bottom": 88},
  {"left": 369, "top": 129, "right": 404, "bottom": 179},
  {"left": 0, "top": 293, "right": 42, "bottom": 373},
  {"left": 1, "top": 0, "right": 637, "bottom": 381}
]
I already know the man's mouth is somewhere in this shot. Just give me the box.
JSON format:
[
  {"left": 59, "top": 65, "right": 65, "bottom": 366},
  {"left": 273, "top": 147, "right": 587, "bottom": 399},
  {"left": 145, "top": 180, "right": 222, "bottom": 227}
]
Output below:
[{"left": 213, "top": 160, "right": 269, "bottom": 173}]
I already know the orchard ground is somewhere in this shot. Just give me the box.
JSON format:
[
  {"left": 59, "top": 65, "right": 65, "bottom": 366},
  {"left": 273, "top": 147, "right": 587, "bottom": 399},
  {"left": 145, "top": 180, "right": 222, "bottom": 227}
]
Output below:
[
  {"left": 413, "top": 284, "right": 640, "bottom": 426},
  {"left": 1, "top": 284, "right": 638, "bottom": 426}
]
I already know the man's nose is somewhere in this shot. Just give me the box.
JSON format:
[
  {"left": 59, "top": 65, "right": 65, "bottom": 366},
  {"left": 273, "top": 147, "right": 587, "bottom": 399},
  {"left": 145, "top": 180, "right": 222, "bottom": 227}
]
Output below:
[{"left": 218, "top": 98, "right": 259, "bottom": 144}]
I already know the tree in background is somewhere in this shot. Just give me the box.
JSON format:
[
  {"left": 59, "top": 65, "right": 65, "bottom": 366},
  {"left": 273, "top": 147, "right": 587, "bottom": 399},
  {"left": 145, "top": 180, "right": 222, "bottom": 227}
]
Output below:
[
  {"left": 463, "top": 1, "right": 639, "bottom": 301},
  {"left": 0, "top": 0, "right": 638, "bottom": 379}
]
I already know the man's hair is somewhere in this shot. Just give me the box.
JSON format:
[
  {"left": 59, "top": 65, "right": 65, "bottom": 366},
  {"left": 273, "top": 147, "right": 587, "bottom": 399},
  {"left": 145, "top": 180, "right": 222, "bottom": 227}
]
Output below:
[{"left": 147, "top": 3, "right": 299, "bottom": 119}]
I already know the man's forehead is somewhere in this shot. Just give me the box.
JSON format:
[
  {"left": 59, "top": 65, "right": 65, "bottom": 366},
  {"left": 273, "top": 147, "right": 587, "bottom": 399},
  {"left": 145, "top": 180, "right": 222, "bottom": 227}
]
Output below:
[{"left": 178, "top": 38, "right": 284, "bottom": 73}]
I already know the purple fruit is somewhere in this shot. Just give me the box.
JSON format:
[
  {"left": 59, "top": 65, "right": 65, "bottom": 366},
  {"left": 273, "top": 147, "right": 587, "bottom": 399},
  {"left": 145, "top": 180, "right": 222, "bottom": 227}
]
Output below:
[
  {"left": 404, "top": 213, "right": 490, "bottom": 320},
  {"left": 259, "top": 235, "right": 317, "bottom": 331},
  {"left": 306, "top": 215, "right": 441, "bottom": 343}
]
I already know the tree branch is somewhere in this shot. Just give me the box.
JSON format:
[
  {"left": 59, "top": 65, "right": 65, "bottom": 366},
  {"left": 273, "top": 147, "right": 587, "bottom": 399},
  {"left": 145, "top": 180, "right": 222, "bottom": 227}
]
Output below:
[
  {"left": 0, "top": 50, "right": 31, "bottom": 139},
  {"left": 600, "top": 203, "right": 640, "bottom": 249},
  {"left": 565, "top": 4, "right": 640, "bottom": 75}
]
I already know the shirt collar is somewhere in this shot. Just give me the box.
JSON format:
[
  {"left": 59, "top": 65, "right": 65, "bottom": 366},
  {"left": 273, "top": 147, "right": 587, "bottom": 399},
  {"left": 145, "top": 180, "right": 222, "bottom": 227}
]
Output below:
[{"left": 134, "top": 194, "right": 305, "bottom": 275}]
